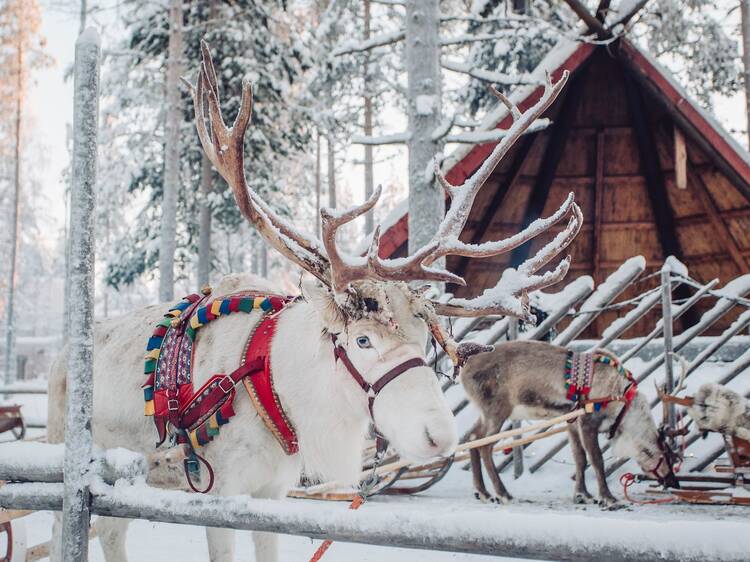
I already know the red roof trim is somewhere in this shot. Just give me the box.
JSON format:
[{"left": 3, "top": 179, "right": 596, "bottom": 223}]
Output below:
[{"left": 619, "top": 40, "right": 750, "bottom": 190}]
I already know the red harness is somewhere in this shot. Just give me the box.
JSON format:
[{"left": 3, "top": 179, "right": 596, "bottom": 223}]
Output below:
[
  {"left": 144, "top": 292, "right": 428, "bottom": 493},
  {"left": 178, "top": 310, "right": 298, "bottom": 455}
]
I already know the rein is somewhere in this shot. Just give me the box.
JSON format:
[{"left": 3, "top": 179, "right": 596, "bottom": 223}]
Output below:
[{"left": 330, "top": 334, "right": 426, "bottom": 422}]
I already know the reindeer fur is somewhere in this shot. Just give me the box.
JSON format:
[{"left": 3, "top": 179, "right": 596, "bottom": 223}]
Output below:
[
  {"left": 460, "top": 340, "right": 673, "bottom": 507},
  {"left": 688, "top": 383, "right": 750, "bottom": 440},
  {"left": 47, "top": 274, "right": 457, "bottom": 562}
]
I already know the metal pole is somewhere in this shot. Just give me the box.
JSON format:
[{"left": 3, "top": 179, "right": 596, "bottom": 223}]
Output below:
[
  {"left": 62, "top": 27, "right": 99, "bottom": 562},
  {"left": 660, "top": 265, "right": 675, "bottom": 429}
]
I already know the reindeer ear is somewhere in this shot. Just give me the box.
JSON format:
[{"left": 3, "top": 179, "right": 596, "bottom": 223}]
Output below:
[{"left": 302, "top": 278, "right": 346, "bottom": 333}]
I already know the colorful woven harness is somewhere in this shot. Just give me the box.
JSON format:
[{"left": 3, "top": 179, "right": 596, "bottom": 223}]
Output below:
[
  {"left": 564, "top": 350, "right": 638, "bottom": 437},
  {"left": 142, "top": 290, "right": 297, "bottom": 491}
]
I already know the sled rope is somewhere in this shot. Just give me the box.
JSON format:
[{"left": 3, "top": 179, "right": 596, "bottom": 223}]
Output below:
[
  {"left": 619, "top": 473, "right": 674, "bottom": 505},
  {"left": 308, "top": 494, "right": 365, "bottom": 562}
]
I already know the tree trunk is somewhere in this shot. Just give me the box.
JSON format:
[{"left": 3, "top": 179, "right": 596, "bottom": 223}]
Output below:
[
  {"left": 259, "top": 243, "right": 268, "bottom": 278},
  {"left": 315, "top": 130, "right": 321, "bottom": 237},
  {"left": 159, "top": 0, "right": 183, "bottom": 302},
  {"left": 197, "top": 153, "right": 212, "bottom": 288},
  {"left": 741, "top": 0, "right": 750, "bottom": 149},
  {"left": 363, "top": 0, "right": 375, "bottom": 235},
  {"left": 405, "top": 0, "right": 443, "bottom": 255},
  {"left": 4, "top": 36, "right": 23, "bottom": 385},
  {"left": 327, "top": 133, "right": 336, "bottom": 208},
  {"left": 79, "top": 0, "right": 86, "bottom": 33},
  {"left": 196, "top": 0, "right": 216, "bottom": 289}
]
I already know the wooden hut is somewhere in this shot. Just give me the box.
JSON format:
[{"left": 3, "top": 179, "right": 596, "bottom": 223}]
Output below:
[{"left": 377, "top": 38, "right": 750, "bottom": 335}]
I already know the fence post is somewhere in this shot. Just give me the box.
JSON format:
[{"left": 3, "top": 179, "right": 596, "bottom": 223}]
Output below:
[
  {"left": 62, "top": 27, "right": 100, "bottom": 562},
  {"left": 660, "top": 264, "right": 675, "bottom": 430},
  {"left": 508, "top": 319, "right": 523, "bottom": 479}
]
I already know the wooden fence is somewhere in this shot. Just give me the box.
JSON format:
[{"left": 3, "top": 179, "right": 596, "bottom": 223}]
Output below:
[{"left": 438, "top": 256, "right": 750, "bottom": 479}]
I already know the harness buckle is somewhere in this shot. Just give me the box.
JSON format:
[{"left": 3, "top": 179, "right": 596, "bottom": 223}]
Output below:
[
  {"left": 167, "top": 399, "right": 179, "bottom": 412},
  {"left": 218, "top": 376, "right": 234, "bottom": 394}
]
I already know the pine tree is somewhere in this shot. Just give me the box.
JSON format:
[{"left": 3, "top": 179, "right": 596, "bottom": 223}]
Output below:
[
  {"left": 0, "top": 0, "right": 49, "bottom": 383},
  {"left": 101, "top": 0, "right": 313, "bottom": 291}
]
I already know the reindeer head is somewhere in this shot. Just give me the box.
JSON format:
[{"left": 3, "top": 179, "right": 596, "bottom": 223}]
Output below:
[{"left": 185, "top": 42, "right": 582, "bottom": 462}]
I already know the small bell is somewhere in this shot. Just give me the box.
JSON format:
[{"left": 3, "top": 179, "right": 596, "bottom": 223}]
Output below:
[{"left": 202, "top": 286, "right": 212, "bottom": 295}]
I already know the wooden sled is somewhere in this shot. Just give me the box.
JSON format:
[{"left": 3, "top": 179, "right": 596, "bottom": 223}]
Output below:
[
  {"left": 640, "top": 391, "right": 750, "bottom": 506},
  {"left": 0, "top": 407, "right": 24, "bottom": 442}
]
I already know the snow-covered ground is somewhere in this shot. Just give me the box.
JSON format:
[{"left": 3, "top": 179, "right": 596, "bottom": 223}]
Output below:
[{"left": 4, "top": 357, "right": 750, "bottom": 561}]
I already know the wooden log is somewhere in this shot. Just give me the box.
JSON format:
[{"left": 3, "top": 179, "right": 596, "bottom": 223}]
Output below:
[
  {"left": 2, "top": 481, "right": 748, "bottom": 561},
  {"left": 64, "top": 28, "right": 100, "bottom": 562},
  {"left": 0, "top": 443, "right": 148, "bottom": 485},
  {"left": 674, "top": 126, "right": 687, "bottom": 189}
]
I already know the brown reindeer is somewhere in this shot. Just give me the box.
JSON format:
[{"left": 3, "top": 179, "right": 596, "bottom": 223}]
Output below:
[{"left": 461, "top": 340, "right": 679, "bottom": 508}]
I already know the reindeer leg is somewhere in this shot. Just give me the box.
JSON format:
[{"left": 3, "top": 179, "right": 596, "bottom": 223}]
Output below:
[
  {"left": 468, "top": 419, "right": 494, "bottom": 502},
  {"left": 579, "top": 421, "right": 620, "bottom": 509},
  {"left": 568, "top": 423, "right": 594, "bottom": 504},
  {"left": 470, "top": 447, "right": 492, "bottom": 502},
  {"left": 480, "top": 443, "right": 513, "bottom": 503}
]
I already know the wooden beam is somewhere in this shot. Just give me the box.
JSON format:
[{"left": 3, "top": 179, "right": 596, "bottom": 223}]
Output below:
[
  {"left": 595, "top": 0, "right": 612, "bottom": 22},
  {"left": 593, "top": 130, "right": 606, "bottom": 284},
  {"left": 674, "top": 126, "right": 687, "bottom": 189},
  {"left": 654, "top": 123, "right": 749, "bottom": 275},
  {"left": 623, "top": 71, "right": 683, "bottom": 261},
  {"left": 510, "top": 65, "right": 589, "bottom": 268},
  {"left": 562, "top": 0, "right": 610, "bottom": 38},
  {"left": 451, "top": 134, "right": 538, "bottom": 284},
  {"left": 688, "top": 164, "right": 749, "bottom": 273}
]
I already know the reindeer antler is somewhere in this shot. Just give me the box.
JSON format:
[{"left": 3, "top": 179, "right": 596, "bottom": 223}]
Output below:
[
  {"left": 186, "top": 42, "right": 581, "bottom": 323},
  {"left": 183, "top": 41, "right": 331, "bottom": 284}
]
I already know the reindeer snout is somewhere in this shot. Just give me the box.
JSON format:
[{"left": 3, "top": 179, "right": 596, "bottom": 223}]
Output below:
[{"left": 424, "top": 420, "right": 458, "bottom": 457}]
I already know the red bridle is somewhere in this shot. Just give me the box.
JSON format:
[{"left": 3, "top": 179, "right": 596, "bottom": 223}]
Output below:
[{"left": 330, "top": 334, "right": 427, "bottom": 421}]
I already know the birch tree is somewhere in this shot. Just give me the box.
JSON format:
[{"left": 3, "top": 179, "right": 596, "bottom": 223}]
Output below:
[
  {"left": 740, "top": 0, "right": 750, "bottom": 147},
  {"left": 159, "top": 0, "right": 183, "bottom": 302}
]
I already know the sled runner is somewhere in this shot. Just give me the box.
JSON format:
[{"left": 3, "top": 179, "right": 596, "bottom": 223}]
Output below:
[
  {"left": 634, "top": 385, "right": 750, "bottom": 506},
  {"left": 0, "top": 407, "right": 24, "bottom": 442}
]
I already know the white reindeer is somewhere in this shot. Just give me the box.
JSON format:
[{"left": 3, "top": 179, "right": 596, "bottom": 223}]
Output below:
[{"left": 47, "top": 42, "right": 581, "bottom": 562}]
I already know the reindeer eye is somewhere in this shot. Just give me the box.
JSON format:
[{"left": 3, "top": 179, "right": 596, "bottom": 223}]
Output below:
[
  {"left": 364, "top": 298, "right": 379, "bottom": 312},
  {"left": 356, "top": 336, "right": 372, "bottom": 349}
]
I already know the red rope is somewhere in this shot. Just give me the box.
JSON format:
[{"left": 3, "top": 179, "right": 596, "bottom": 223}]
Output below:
[
  {"left": 620, "top": 473, "right": 674, "bottom": 505},
  {"left": 308, "top": 495, "right": 365, "bottom": 562}
]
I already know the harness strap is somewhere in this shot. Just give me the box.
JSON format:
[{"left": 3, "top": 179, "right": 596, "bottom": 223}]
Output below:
[
  {"left": 183, "top": 450, "right": 215, "bottom": 494},
  {"left": 331, "top": 334, "right": 426, "bottom": 420},
  {"left": 608, "top": 382, "right": 638, "bottom": 439}
]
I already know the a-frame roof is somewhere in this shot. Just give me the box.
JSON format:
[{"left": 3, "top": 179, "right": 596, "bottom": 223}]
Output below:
[{"left": 377, "top": 38, "right": 750, "bottom": 266}]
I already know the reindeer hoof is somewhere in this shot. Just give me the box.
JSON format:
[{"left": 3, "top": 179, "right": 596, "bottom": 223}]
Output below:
[
  {"left": 474, "top": 491, "right": 491, "bottom": 503},
  {"left": 598, "top": 496, "right": 624, "bottom": 510},
  {"left": 573, "top": 492, "right": 595, "bottom": 505},
  {"left": 493, "top": 493, "right": 512, "bottom": 505}
]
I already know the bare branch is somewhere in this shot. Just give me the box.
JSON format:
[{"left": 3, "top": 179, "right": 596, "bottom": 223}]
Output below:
[
  {"left": 442, "top": 58, "right": 541, "bottom": 86},
  {"left": 333, "top": 30, "right": 405, "bottom": 56},
  {"left": 352, "top": 131, "right": 411, "bottom": 145},
  {"left": 443, "top": 120, "right": 550, "bottom": 143}
]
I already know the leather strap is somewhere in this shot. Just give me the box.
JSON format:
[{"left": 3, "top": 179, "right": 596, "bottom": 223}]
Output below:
[
  {"left": 331, "top": 334, "right": 426, "bottom": 421},
  {"left": 608, "top": 382, "right": 638, "bottom": 439}
]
